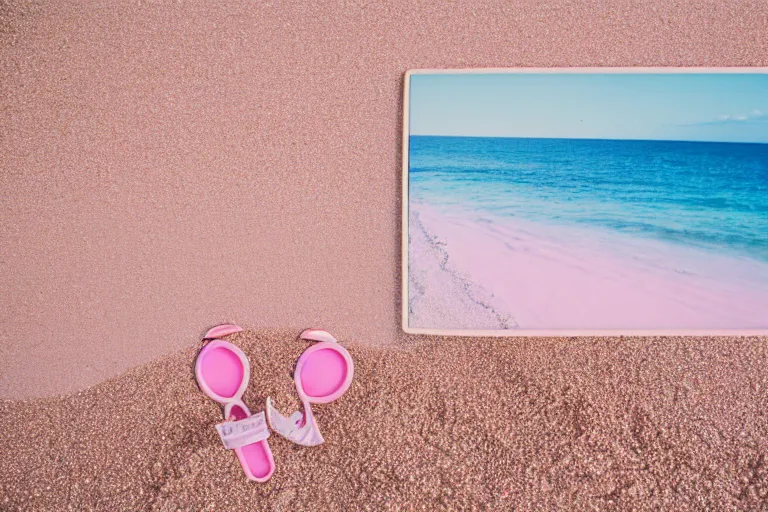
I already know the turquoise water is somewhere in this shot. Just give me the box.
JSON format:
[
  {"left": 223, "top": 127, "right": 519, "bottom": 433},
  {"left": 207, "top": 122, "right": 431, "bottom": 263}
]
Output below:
[{"left": 409, "top": 136, "right": 768, "bottom": 262}]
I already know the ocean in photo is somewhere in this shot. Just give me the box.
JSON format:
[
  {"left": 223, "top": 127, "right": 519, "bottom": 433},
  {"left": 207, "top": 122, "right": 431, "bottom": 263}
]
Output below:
[{"left": 409, "top": 135, "right": 768, "bottom": 263}]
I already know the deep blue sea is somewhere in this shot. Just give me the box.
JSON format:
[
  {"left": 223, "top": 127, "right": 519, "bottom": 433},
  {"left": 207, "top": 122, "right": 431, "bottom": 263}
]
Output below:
[{"left": 409, "top": 136, "right": 768, "bottom": 262}]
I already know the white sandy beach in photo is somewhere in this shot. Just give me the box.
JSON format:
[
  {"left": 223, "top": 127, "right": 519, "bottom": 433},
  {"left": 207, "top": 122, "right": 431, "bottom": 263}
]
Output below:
[{"left": 408, "top": 202, "right": 768, "bottom": 331}]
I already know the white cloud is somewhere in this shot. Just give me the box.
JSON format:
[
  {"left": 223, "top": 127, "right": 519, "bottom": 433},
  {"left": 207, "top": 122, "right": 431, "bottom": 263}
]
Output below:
[
  {"left": 711, "top": 110, "right": 766, "bottom": 123},
  {"left": 688, "top": 109, "right": 768, "bottom": 127}
]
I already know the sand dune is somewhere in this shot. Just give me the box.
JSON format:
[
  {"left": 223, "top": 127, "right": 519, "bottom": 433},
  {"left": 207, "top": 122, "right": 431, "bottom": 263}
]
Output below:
[{"left": 2, "top": 329, "right": 768, "bottom": 510}]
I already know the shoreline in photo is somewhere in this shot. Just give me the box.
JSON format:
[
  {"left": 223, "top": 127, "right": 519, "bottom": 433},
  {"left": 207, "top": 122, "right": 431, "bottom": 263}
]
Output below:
[{"left": 409, "top": 201, "right": 768, "bottom": 331}]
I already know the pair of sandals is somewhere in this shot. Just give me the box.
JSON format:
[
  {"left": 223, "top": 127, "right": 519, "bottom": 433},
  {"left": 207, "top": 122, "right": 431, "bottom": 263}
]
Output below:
[{"left": 194, "top": 324, "right": 354, "bottom": 482}]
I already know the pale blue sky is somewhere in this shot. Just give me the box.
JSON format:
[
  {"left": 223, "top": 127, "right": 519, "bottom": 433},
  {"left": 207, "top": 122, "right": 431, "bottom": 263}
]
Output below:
[{"left": 409, "top": 72, "right": 768, "bottom": 143}]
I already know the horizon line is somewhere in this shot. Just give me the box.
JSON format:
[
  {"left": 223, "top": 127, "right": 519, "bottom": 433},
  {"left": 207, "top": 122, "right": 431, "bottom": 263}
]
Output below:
[{"left": 409, "top": 134, "right": 768, "bottom": 145}]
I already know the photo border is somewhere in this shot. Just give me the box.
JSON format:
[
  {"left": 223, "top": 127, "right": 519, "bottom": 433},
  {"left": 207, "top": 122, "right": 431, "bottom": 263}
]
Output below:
[{"left": 401, "top": 67, "right": 768, "bottom": 337}]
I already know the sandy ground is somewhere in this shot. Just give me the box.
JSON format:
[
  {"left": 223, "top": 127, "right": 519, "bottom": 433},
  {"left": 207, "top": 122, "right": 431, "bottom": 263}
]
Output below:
[
  {"left": 408, "top": 203, "right": 768, "bottom": 331},
  {"left": 2, "top": 1, "right": 768, "bottom": 397},
  {"left": 2, "top": 329, "right": 767, "bottom": 510}
]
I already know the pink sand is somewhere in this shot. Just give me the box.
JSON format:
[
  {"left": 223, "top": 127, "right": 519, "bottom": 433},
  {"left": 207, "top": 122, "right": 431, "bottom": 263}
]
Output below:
[{"left": 409, "top": 203, "right": 768, "bottom": 331}]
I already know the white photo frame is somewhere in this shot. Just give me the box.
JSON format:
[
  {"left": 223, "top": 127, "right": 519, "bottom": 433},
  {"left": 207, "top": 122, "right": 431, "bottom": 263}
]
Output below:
[{"left": 402, "top": 68, "right": 768, "bottom": 336}]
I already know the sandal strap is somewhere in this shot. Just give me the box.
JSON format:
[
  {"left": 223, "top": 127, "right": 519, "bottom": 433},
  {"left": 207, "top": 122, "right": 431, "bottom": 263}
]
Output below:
[{"left": 215, "top": 411, "right": 270, "bottom": 450}]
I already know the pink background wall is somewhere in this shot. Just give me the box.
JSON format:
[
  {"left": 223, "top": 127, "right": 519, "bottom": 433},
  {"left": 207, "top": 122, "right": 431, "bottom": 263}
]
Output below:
[{"left": 1, "top": 1, "right": 767, "bottom": 397}]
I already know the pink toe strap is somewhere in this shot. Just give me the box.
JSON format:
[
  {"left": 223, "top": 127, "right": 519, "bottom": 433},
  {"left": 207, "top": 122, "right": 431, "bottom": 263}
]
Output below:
[
  {"left": 204, "top": 324, "right": 243, "bottom": 340},
  {"left": 299, "top": 328, "right": 337, "bottom": 344},
  {"left": 215, "top": 411, "right": 270, "bottom": 450}
]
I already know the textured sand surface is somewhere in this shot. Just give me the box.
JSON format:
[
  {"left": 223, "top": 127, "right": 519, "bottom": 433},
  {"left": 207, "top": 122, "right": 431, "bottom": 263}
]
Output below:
[
  {"left": 2, "top": 329, "right": 768, "bottom": 510},
  {"left": 2, "top": 1, "right": 768, "bottom": 397}
]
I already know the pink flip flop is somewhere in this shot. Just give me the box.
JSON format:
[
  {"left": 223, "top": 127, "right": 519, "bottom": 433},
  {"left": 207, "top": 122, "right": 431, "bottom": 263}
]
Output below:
[
  {"left": 195, "top": 324, "right": 276, "bottom": 482},
  {"left": 266, "top": 328, "right": 354, "bottom": 446}
]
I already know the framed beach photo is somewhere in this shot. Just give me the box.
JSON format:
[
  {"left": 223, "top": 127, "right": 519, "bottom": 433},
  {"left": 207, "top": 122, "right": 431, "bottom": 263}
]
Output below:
[{"left": 401, "top": 68, "right": 768, "bottom": 336}]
